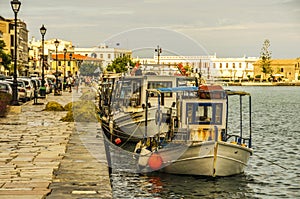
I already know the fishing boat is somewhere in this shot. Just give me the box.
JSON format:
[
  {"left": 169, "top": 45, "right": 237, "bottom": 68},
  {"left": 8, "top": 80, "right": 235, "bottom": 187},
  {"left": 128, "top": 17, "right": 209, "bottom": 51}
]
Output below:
[
  {"left": 99, "top": 73, "right": 196, "bottom": 144},
  {"left": 134, "top": 84, "right": 253, "bottom": 176}
]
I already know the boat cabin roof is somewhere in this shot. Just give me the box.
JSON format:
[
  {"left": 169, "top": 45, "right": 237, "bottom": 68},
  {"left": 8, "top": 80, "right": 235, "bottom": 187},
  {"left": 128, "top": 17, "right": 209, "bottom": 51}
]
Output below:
[
  {"left": 225, "top": 90, "right": 250, "bottom": 96},
  {"left": 157, "top": 86, "right": 198, "bottom": 93}
]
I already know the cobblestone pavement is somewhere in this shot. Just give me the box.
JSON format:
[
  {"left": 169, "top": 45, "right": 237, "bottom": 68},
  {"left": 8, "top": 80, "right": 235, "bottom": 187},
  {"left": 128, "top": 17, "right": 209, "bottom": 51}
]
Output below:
[{"left": 0, "top": 87, "right": 112, "bottom": 199}]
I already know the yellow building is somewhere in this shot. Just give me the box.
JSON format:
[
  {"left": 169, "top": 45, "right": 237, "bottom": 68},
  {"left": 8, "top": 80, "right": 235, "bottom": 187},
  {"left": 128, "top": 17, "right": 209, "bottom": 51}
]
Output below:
[
  {"left": 51, "top": 53, "right": 103, "bottom": 77},
  {"left": 253, "top": 59, "right": 300, "bottom": 82},
  {"left": 0, "top": 15, "right": 29, "bottom": 75}
]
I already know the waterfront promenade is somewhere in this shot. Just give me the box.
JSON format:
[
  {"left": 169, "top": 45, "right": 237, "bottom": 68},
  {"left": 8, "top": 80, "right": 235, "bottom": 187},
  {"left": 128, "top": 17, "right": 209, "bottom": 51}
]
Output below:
[{"left": 0, "top": 88, "right": 112, "bottom": 199}]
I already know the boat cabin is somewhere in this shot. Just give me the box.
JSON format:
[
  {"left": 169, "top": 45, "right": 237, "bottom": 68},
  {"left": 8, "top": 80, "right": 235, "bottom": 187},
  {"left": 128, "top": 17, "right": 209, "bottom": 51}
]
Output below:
[
  {"left": 152, "top": 85, "right": 227, "bottom": 142},
  {"left": 111, "top": 75, "right": 196, "bottom": 113},
  {"left": 148, "top": 84, "right": 252, "bottom": 148}
]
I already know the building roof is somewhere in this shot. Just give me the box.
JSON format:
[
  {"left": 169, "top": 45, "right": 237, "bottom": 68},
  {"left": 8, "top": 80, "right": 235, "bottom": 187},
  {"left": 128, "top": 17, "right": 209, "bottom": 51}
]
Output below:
[
  {"left": 253, "top": 59, "right": 299, "bottom": 66},
  {"left": 51, "top": 53, "right": 103, "bottom": 61}
]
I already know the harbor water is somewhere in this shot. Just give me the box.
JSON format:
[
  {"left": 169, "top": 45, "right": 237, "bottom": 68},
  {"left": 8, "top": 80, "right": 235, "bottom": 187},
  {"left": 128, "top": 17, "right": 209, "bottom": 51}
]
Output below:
[{"left": 109, "top": 86, "right": 300, "bottom": 199}]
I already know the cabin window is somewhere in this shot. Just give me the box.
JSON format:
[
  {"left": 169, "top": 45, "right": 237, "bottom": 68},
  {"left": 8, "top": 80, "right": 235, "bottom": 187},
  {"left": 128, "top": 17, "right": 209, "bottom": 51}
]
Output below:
[
  {"left": 186, "top": 103, "right": 223, "bottom": 125},
  {"left": 114, "top": 79, "right": 142, "bottom": 107},
  {"left": 148, "top": 81, "right": 172, "bottom": 97}
]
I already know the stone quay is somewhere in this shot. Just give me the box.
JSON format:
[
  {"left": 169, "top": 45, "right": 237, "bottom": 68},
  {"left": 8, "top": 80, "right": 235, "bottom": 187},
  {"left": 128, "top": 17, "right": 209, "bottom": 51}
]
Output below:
[{"left": 0, "top": 87, "right": 112, "bottom": 199}]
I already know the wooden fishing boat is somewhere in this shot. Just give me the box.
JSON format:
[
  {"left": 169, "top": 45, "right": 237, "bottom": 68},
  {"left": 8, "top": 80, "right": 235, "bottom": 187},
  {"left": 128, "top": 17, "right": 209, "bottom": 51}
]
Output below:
[
  {"left": 99, "top": 73, "right": 196, "bottom": 144},
  {"left": 135, "top": 85, "right": 253, "bottom": 176}
]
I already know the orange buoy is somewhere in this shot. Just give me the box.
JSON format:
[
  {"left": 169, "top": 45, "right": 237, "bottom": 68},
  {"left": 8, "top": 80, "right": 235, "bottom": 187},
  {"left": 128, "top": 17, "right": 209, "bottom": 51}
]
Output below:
[
  {"left": 114, "top": 138, "right": 122, "bottom": 145},
  {"left": 148, "top": 153, "right": 163, "bottom": 170}
]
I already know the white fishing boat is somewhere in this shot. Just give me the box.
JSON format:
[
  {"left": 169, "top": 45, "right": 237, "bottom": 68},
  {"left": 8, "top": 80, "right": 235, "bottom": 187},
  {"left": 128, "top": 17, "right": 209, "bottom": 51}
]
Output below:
[
  {"left": 99, "top": 73, "right": 196, "bottom": 143},
  {"left": 135, "top": 85, "right": 253, "bottom": 176}
]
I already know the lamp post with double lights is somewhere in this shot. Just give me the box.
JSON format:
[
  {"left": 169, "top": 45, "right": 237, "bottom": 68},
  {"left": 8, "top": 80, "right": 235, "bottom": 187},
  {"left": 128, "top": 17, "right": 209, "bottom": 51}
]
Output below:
[
  {"left": 54, "top": 39, "right": 60, "bottom": 95},
  {"left": 40, "top": 24, "right": 46, "bottom": 97},
  {"left": 63, "top": 48, "right": 67, "bottom": 90},
  {"left": 10, "top": 0, "right": 21, "bottom": 106}
]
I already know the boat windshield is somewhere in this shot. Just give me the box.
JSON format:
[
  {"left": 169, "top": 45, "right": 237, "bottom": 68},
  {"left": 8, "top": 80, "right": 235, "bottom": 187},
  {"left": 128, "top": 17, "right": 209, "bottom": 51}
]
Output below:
[
  {"left": 113, "top": 79, "right": 142, "bottom": 107},
  {"left": 186, "top": 102, "right": 223, "bottom": 125}
]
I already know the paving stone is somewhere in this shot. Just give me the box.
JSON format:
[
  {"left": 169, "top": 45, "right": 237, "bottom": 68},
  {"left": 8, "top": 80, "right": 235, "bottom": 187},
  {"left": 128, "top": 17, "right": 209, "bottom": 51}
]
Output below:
[
  {"left": 0, "top": 196, "right": 43, "bottom": 199},
  {"left": 0, "top": 88, "right": 112, "bottom": 198},
  {"left": 0, "top": 189, "right": 50, "bottom": 195},
  {"left": 3, "top": 181, "right": 50, "bottom": 188}
]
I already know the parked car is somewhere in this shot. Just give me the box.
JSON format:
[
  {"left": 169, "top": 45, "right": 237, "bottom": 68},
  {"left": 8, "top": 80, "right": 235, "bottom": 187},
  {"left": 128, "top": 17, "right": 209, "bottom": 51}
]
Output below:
[
  {"left": 30, "top": 78, "right": 40, "bottom": 96},
  {"left": 0, "top": 81, "right": 13, "bottom": 95},
  {"left": 5, "top": 79, "right": 27, "bottom": 102},
  {"left": 0, "top": 80, "right": 21, "bottom": 102},
  {"left": 19, "top": 78, "right": 34, "bottom": 101},
  {"left": 46, "top": 78, "right": 54, "bottom": 93}
]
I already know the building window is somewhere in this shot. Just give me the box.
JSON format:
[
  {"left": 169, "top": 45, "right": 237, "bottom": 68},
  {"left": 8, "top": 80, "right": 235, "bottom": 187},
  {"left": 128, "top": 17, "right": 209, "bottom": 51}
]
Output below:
[
  {"left": 213, "top": 63, "right": 216, "bottom": 68},
  {"left": 220, "top": 63, "right": 222, "bottom": 68},
  {"left": 226, "top": 63, "right": 229, "bottom": 68},
  {"left": 239, "top": 63, "right": 242, "bottom": 68},
  {"left": 58, "top": 61, "right": 61, "bottom": 66},
  {"left": 91, "top": 53, "right": 97, "bottom": 58},
  {"left": 233, "top": 63, "right": 235, "bottom": 68},
  {"left": 281, "top": 68, "right": 284, "bottom": 72},
  {"left": 100, "top": 54, "right": 103, "bottom": 58},
  {"left": 108, "top": 54, "right": 111, "bottom": 59}
]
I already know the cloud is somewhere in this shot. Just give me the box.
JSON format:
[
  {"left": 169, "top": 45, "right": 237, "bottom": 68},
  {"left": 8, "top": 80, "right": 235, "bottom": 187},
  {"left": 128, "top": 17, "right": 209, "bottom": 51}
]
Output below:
[{"left": 98, "top": 8, "right": 134, "bottom": 16}]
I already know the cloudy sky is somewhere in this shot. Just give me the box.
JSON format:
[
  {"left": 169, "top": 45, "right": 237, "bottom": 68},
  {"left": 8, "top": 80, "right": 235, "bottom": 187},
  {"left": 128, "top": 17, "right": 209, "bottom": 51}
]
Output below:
[{"left": 1, "top": 0, "right": 299, "bottom": 58}]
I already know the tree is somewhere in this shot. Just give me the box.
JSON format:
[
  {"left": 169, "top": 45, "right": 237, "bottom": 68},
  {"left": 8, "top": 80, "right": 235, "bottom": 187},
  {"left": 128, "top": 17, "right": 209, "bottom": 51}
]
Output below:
[
  {"left": 79, "top": 62, "right": 102, "bottom": 76},
  {"left": 106, "top": 56, "right": 135, "bottom": 73},
  {"left": 0, "top": 40, "right": 12, "bottom": 72},
  {"left": 259, "top": 39, "right": 272, "bottom": 80}
]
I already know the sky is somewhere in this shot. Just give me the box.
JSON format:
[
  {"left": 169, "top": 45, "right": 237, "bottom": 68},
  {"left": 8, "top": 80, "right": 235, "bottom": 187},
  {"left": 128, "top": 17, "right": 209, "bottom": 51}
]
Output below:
[{"left": 1, "top": 0, "right": 299, "bottom": 58}]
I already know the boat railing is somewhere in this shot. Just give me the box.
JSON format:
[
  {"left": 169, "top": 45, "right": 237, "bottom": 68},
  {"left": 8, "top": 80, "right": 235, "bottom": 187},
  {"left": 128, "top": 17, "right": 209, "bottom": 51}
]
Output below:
[
  {"left": 226, "top": 134, "right": 252, "bottom": 147},
  {"left": 225, "top": 90, "right": 252, "bottom": 148}
]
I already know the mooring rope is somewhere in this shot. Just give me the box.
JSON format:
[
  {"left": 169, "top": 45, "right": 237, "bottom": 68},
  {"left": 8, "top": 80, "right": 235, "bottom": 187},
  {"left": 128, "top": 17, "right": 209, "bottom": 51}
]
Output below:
[{"left": 254, "top": 153, "right": 288, "bottom": 170}]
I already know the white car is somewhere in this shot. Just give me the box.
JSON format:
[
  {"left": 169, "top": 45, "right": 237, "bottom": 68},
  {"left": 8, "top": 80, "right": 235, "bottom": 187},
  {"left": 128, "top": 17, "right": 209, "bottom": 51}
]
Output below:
[
  {"left": 0, "top": 81, "right": 13, "bottom": 95},
  {"left": 0, "top": 80, "right": 21, "bottom": 102},
  {"left": 5, "top": 79, "right": 27, "bottom": 102},
  {"left": 19, "top": 78, "right": 34, "bottom": 101}
]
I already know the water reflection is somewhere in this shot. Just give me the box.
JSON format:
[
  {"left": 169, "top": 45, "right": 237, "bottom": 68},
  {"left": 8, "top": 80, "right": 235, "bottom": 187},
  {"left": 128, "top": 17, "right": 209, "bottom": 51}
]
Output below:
[
  {"left": 111, "top": 171, "right": 258, "bottom": 199},
  {"left": 110, "top": 87, "right": 300, "bottom": 198}
]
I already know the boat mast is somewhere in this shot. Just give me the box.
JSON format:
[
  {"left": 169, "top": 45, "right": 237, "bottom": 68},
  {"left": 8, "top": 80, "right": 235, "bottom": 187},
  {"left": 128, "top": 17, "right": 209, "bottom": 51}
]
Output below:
[{"left": 239, "top": 95, "right": 243, "bottom": 144}]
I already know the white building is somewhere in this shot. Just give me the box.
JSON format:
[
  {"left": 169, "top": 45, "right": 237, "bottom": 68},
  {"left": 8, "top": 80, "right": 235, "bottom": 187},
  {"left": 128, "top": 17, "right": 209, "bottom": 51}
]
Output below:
[
  {"left": 211, "top": 56, "right": 258, "bottom": 81},
  {"left": 75, "top": 44, "right": 132, "bottom": 67},
  {"left": 135, "top": 55, "right": 215, "bottom": 78},
  {"left": 133, "top": 54, "right": 258, "bottom": 81}
]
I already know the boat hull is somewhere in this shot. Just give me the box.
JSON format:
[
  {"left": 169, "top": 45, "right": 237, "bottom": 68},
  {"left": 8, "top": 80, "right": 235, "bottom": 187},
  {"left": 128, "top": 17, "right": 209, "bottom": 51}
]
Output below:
[
  {"left": 139, "top": 141, "right": 252, "bottom": 177},
  {"left": 113, "top": 107, "right": 169, "bottom": 139}
]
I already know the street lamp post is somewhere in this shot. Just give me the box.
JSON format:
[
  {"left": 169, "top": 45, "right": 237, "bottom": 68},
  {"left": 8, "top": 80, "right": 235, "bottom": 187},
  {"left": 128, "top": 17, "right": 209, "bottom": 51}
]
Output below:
[
  {"left": 10, "top": 0, "right": 21, "bottom": 106},
  {"left": 54, "top": 39, "right": 60, "bottom": 95},
  {"left": 40, "top": 24, "right": 46, "bottom": 97},
  {"left": 63, "top": 48, "right": 67, "bottom": 90},
  {"left": 155, "top": 45, "right": 162, "bottom": 65},
  {"left": 69, "top": 53, "right": 73, "bottom": 77}
]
